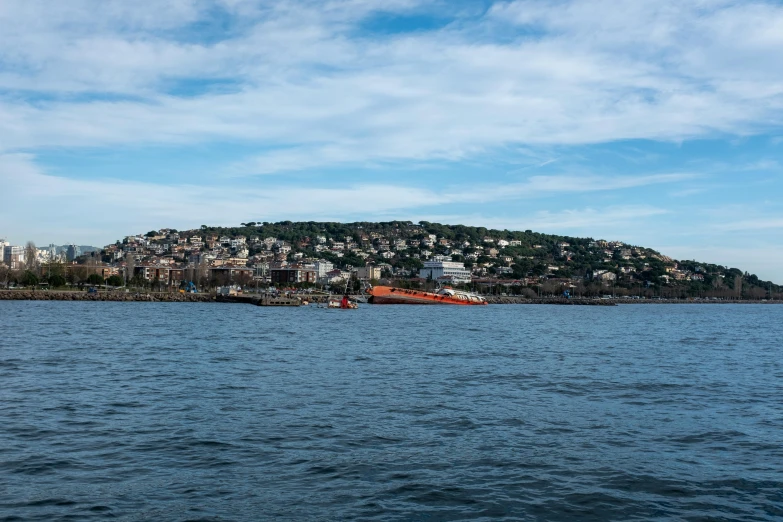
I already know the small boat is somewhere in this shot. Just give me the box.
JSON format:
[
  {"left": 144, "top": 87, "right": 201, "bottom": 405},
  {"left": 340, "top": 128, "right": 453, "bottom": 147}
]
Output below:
[
  {"left": 327, "top": 296, "right": 358, "bottom": 309},
  {"left": 367, "top": 286, "right": 488, "bottom": 305}
]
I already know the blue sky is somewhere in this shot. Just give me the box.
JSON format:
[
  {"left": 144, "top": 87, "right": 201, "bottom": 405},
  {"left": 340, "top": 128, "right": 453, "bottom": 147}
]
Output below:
[{"left": 1, "top": 0, "right": 782, "bottom": 281}]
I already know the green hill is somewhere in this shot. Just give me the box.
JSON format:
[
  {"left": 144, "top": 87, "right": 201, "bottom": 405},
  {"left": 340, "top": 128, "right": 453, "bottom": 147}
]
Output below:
[{"left": 128, "top": 220, "right": 780, "bottom": 299}]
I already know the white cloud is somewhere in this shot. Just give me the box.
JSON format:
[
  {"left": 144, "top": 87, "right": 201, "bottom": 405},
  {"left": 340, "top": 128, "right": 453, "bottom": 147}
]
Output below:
[
  {"left": 0, "top": 152, "right": 688, "bottom": 244},
  {"left": 1, "top": 0, "right": 782, "bottom": 171},
  {"left": 443, "top": 173, "right": 696, "bottom": 203},
  {"left": 1, "top": 1, "right": 782, "bottom": 282},
  {"left": 0, "top": 153, "right": 439, "bottom": 244}
]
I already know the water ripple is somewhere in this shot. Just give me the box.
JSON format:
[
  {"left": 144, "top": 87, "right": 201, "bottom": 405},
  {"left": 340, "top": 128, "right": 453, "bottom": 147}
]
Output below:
[{"left": 1, "top": 301, "right": 782, "bottom": 520}]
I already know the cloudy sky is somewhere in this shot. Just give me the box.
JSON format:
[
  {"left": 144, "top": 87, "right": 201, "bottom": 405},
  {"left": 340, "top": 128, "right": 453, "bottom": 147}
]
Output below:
[{"left": 1, "top": 0, "right": 782, "bottom": 280}]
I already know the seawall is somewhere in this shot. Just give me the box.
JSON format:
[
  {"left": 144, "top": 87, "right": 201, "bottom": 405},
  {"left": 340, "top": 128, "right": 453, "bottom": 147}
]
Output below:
[{"left": 0, "top": 291, "right": 778, "bottom": 305}]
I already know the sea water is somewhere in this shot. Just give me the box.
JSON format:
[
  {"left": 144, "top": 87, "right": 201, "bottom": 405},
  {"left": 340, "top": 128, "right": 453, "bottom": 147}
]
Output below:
[{"left": 1, "top": 301, "right": 781, "bottom": 520}]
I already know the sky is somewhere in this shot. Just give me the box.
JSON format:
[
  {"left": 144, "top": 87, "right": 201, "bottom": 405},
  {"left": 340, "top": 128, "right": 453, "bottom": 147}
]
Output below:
[{"left": 0, "top": 0, "right": 782, "bottom": 282}]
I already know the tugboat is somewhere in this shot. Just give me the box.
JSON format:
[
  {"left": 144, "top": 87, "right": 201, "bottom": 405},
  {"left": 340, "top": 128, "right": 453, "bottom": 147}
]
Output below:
[{"left": 367, "top": 286, "right": 487, "bottom": 305}]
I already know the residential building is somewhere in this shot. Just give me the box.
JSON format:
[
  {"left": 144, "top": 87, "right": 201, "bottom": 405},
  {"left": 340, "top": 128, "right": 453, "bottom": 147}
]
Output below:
[
  {"left": 324, "top": 269, "right": 349, "bottom": 284},
  {"left": 355, "top": 266, "right": 381, "bottom": 281},
  {"left": 209, "top": 266, "right": 254, "bottom": 284},
  {"left": 3, "top": 245, "right": 25, "bottom": 269},
  {"left": 35, "top": 248, "right": 51, "bottom": 264},
  {"left": 314, "top": 260, "right": 334, "bottom": 277},
  {"left": 593, "top": 271, "right": 617, "bottom": 282},
  {"left": 270, "top": 267, "right": 317, "bottom": 284},
  {"left": 134, "top": 264, "right": 185, "bottom": 285},
  {"left": 66, "top": 244, "right": 80, "bottom": 261}
]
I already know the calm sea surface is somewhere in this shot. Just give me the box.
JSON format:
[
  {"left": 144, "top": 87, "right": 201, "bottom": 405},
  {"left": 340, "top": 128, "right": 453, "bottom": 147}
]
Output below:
[{"left": 1, "top": 302, "right": 782, "bottom": 521}]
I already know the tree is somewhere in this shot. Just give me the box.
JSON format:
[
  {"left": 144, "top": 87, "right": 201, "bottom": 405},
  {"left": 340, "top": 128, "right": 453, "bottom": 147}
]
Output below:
[
  {"left": 107, "top": 275, "right": 124, "bottom": 287},
  {"left": 125, "top": 253, "right": 136, "bottom": 285},
  {"left": 0, "top": 264, "right": 10, "bottom": 288},
  {"left": 87, "top": 273, "right": 104, "bottom": 285},
  {"left": 235, "top": 271, "right": 253, "bottom": 288},
  {"left": 25, "top": 241, "right": 38, "bottom": 272},
  {"left": 21, "top": 270, "right": 39, "bottom": 287},
  {"left": 72, "top": 266, "right": 88, "bottom": 288},
  {"left": 48, "top": 274, "right": 67, "bottom": 288}
]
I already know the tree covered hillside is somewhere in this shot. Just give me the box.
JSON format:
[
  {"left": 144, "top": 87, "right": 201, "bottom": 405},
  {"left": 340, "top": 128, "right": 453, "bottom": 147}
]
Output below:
[{"left": 156, "top": 220, "right": 781, "bottom": 299}]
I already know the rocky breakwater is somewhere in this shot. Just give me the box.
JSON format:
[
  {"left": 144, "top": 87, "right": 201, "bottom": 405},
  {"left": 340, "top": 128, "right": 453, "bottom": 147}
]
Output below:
[
  {"left": 485, "top": 296, "right": 617, "bottom": 305},
  {"left": 0, "top": 290, "right": 216, "bottom": 302}
]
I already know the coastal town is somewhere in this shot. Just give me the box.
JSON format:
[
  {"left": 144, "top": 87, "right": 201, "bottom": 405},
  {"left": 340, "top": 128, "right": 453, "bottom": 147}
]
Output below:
[{"left": 1, "top": 221, "right": 780, "bottom": 300}]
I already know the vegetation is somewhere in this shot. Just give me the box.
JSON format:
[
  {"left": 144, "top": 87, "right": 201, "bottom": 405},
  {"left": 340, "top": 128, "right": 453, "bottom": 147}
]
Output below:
[
  {"left": 20, "top": 270, "right": 39, "bottom": 287},
  {"left": 181, "top": 220, "right": 780, "bottom": 298},
  {"left": 48, "top": 274, "right": 67, "bottom": 288},
  {"left": 86, "top": 274, "right": 104, "bottom": 285},
  {"left": 106, "top": 275, "right": 124, "bottom": 287},
  {"left": 6, "top": 220, "right": 777, "bottom": 299}
]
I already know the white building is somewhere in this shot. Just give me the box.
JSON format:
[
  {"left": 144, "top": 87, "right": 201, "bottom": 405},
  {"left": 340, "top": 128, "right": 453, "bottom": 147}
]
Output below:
[
  {"left": 418, "top": 260, "right": 472, "bottom": 283},
  {"left": 315, "top": 261, "right": 334, "bottom": 277},
  {"left": 3, "top": 245, "right": 25, "bottom": 269},
  {"left": 36, "top": 248, "right": 51, "bottom": 264}
]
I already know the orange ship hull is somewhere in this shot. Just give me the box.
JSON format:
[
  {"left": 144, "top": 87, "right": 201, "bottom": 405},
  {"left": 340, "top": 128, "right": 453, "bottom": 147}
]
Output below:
[{"left": 367, "top": 286, "right": 487, "bottom": 305}]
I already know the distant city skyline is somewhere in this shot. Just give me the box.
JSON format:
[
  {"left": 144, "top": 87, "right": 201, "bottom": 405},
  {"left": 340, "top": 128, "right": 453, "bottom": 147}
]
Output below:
[{"left": 1, "top": 1, "right": 782, "bottom": 281}]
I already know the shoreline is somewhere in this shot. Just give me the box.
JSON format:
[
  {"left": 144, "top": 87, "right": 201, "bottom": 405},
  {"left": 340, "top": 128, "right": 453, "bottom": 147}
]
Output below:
[{"left": 0, "top": 290, "right": 780, "bottom": 305}]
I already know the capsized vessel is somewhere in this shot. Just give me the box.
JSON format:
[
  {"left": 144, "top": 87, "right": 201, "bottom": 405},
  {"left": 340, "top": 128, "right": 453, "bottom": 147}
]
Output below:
[{"left": 367, "top": 286, "right": 487, "bottom": 305}]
